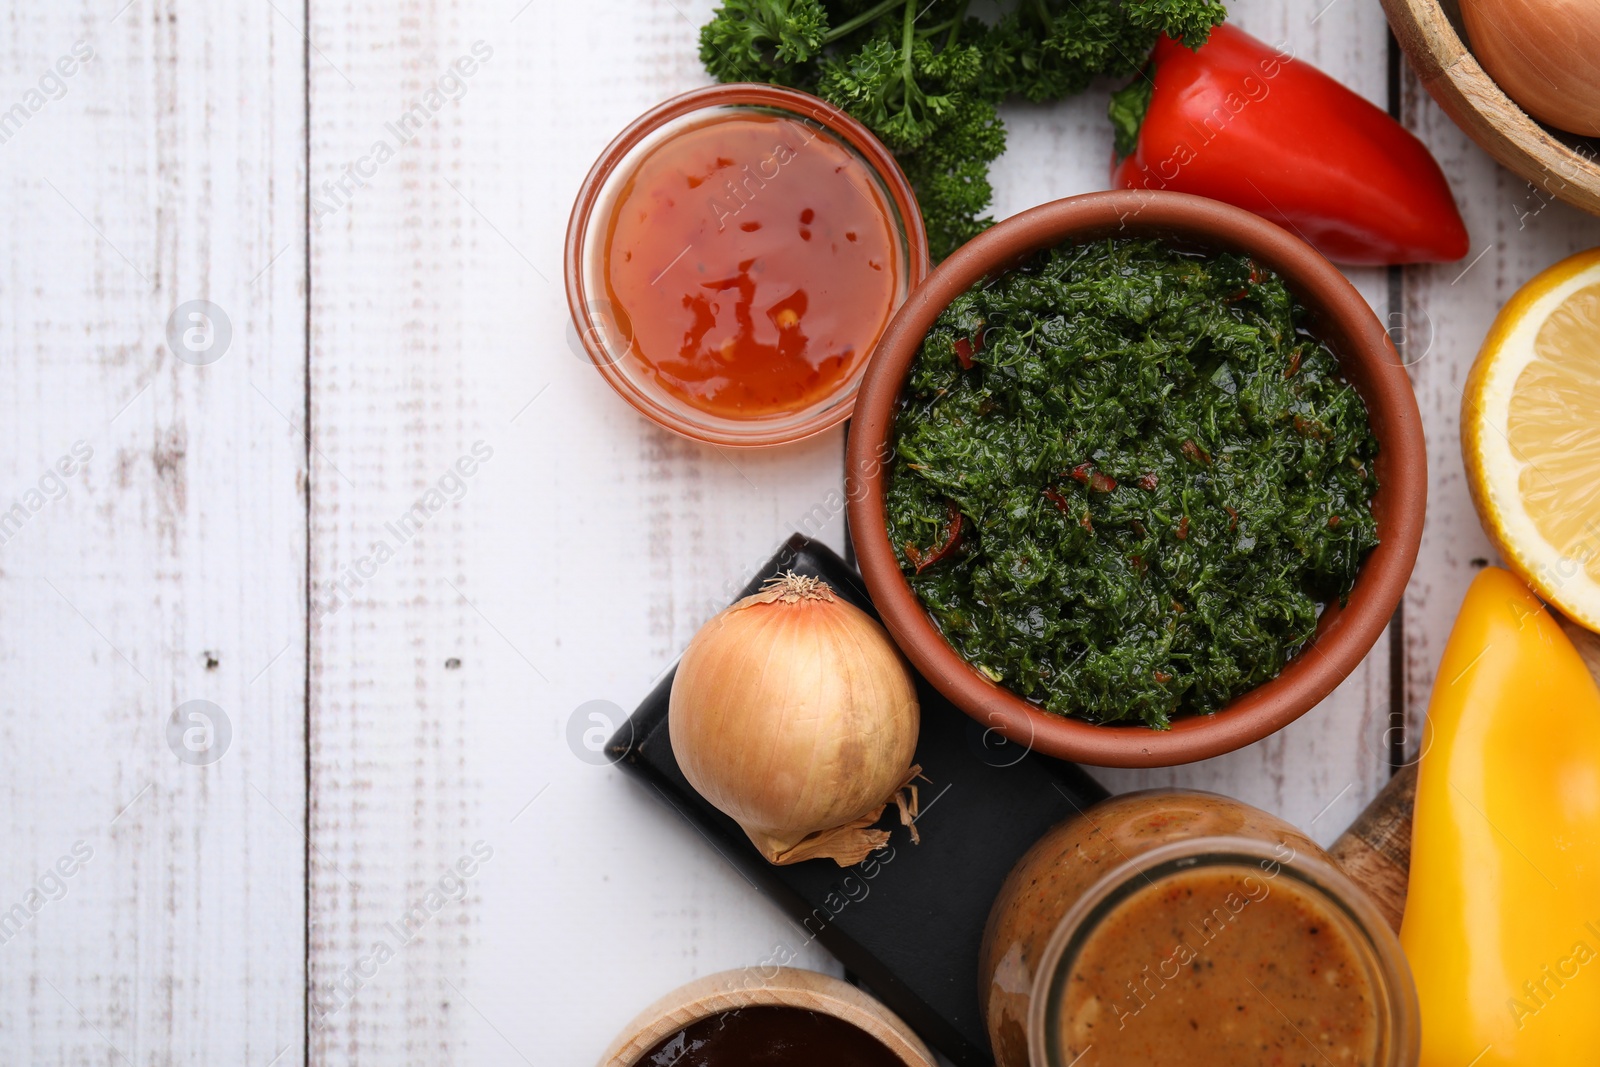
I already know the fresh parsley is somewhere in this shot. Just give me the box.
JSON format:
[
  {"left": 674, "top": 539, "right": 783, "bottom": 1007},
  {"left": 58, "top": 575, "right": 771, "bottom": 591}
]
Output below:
[{"left": 699, "top": 0, "right": 1227, "bottom": 259}]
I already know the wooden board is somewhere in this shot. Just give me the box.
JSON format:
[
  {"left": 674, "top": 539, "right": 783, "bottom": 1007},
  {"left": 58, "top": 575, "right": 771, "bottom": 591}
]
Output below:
[
  {"left": 0, "top": 1, "right": 307, "bottom": 1064},
  {"left": 299, "top": 5, "right": 1408, "bottom": 1065},
  {"left": 303, "top": 3, "right": 848, "bottom": 1064},
  {"left": 7, "top": 0, "right": 1600, "bottom": 1064},
  {"left": 1396, "top": 39, "right": 1600, "bottom": 749}
]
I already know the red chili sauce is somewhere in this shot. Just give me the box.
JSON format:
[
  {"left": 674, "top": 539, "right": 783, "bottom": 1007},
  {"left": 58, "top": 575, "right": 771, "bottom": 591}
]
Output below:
[{"left": 601, "top": 112, "right": 902, "bottom": 419}]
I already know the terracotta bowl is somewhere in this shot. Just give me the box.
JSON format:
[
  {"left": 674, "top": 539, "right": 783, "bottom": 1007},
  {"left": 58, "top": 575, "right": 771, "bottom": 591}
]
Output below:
[
  {"left": 597, "top": 967, "right": 937, "bottom": 1067},
  {"left": 846, "top": 191, "right": 1426, "bottom": 768}
]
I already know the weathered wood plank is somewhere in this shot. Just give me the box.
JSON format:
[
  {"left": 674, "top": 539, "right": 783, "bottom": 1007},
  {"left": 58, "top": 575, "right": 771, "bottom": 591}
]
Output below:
[
  {"left": 1397, "top": 41, "right": 1600, "bottom": 742},
  {"left": 307, "top": 3, "right": 1427, "bottom": 1065},
  {"left": 20, "top": 0, "right": 1578, "bottom": 1063},
  {"left": 0, "top": 1, "right": 307, "bottom": 1063},
  {"left": 305, "top": 3, "right": 844, "bottom": 1064}
]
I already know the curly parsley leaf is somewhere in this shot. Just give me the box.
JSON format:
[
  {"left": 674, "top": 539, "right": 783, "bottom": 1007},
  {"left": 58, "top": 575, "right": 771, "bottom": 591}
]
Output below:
[
  {"left": 1125, "top": 0, "right": 1228, "bottom": 48},
  {"left": 897, "top": 96, "right": 1005, "bottom": 255},
  {"left": 699, "top": 0, "right": 830, "bottom": 84}
]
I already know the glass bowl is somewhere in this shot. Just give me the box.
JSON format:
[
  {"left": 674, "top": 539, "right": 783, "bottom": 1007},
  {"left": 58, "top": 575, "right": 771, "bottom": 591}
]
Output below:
[{"left": 565, "top": 83, "right": 928, "bottom": 447}]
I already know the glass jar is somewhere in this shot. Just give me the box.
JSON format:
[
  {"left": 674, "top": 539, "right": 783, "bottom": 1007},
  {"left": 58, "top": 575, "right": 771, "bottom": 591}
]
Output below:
[{"left": 979, "top": 789, "right": 1419, "bottom": 1067}]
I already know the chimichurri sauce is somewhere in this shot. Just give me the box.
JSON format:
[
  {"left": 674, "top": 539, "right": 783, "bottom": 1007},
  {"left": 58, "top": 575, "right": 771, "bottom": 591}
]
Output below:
[{"left": 886, "top": 239, "right": 1379, "bottom": 728}]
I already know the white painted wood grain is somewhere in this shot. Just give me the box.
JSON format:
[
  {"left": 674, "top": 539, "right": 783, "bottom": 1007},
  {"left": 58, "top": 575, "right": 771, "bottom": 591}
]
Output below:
[
  {"left": 302, "top": 5, "right": 1410, "bottom": 1067},
  {"left": 305, "top": 3, "right": 845, "bottom": 1064},
  {"left": 0, "top": 1, "right": 306, "bottom": 1065},
  {"left": 1398, "top": 58, "right": 1600, "bottom": 742},
  {"left": 10, "top": 0, "right": 1572, "bottom": 1063}
]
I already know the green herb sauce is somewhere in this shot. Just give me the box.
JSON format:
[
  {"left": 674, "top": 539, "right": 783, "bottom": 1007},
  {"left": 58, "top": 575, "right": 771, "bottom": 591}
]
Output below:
[{"left": 886, "top": 239, "right": 1380, "bottom": 728}]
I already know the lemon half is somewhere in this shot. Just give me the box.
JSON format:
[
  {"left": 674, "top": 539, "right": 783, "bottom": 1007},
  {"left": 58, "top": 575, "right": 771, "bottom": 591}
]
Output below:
[{"left": 1464, "top": 247, "right": 1600, "bottom": 630}]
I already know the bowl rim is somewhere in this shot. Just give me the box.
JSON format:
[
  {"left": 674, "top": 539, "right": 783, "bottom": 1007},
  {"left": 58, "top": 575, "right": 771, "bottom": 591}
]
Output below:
[
  {"left": 845, "top": 190, "right": 1426, "bottom": 768},
  {"left": 564, "top": 82, "right": 929, "bottom": 448},
  {"left": 595, "top": 966, "right": 938, "bottom": 1067},
  {"left": 1381, "top": 0, "right": 1600, "bottom": 219}
]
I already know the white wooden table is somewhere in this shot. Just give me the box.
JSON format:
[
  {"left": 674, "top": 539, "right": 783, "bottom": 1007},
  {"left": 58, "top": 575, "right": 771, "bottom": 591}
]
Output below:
[{"left": 3, "top": 1, "right": 1597, "bottom": 1063}]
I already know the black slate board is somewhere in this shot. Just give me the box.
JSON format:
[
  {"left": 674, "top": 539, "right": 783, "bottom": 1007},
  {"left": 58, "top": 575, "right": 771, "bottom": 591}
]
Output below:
[{"left": 608, "top": 535, "right": 1107, "bottom": 1066}]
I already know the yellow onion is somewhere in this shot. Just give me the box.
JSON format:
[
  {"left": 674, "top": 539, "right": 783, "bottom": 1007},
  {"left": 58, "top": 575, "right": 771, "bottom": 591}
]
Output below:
[
  {"left": 1461, "top": 0, "right": 1600, "bottom": 136},
  {"left": 669, "top": 573, "right": 921, "bottom": 867}
]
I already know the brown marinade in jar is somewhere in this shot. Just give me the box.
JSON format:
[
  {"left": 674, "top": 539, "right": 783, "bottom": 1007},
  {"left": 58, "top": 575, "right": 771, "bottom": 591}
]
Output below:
[
  {"left": 979, "top": 790, "right": 1413, "bottom": 1067},
  {"left": 1059, "top": 865, "right": 1378, "bottom": 1065}
]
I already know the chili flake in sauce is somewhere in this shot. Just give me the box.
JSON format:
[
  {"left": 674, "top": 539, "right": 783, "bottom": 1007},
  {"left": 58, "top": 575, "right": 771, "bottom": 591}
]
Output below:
[{"left": 886, "top": 239, "right": 1379, "bottom": 728}]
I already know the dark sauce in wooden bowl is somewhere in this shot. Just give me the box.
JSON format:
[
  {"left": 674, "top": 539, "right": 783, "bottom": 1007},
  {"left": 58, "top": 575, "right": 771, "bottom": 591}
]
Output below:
[{"left": 637, "top": 1005, "right": 905, "bottom": 1067}]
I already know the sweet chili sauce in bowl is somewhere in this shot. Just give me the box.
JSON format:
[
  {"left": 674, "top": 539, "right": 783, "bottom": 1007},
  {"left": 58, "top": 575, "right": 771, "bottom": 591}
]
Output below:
[{"left": 566, "top": 85, "right": 927, "bottom": 447}]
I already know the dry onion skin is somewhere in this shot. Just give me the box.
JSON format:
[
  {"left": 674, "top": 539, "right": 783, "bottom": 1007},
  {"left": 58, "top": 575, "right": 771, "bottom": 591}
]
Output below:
[
  {"left": 1461, "top": 0, "right": 1600, "bottom": 136},
  {"left": 668, "top": 574, "right": 922, "bottom": 867}
]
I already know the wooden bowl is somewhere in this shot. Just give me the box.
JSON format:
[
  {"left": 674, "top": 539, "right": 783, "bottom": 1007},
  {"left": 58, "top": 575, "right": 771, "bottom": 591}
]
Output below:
[
  {"left": 597, "top": 967, "right": 938, "bottom": 1067},
  {"left": 846, "top": 191, "right": 1427, "bottom": 768},
  {"left": 1383, "top": 0, "right": 1600, "bottom": 216}
]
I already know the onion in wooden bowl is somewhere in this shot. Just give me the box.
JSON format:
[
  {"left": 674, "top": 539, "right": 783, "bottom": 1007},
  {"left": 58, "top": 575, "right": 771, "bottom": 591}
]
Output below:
[
  {"left": 1460, "top": 0, "right": 1600, "bottom": 138},
  {"left": 1382, "top": 0, "right": 1600, "bottom": 218}
]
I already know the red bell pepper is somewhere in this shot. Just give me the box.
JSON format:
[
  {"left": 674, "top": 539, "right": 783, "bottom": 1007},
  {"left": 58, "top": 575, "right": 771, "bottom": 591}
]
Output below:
[{"left": 1110, "top": 24, "right": 1469, "bottom": 265}]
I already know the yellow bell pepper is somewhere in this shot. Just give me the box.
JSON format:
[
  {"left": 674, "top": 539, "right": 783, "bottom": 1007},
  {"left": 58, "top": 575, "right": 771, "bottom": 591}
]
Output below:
[{"left": 1402, "top": 567, "right": 1600, "bottom": 1065}]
